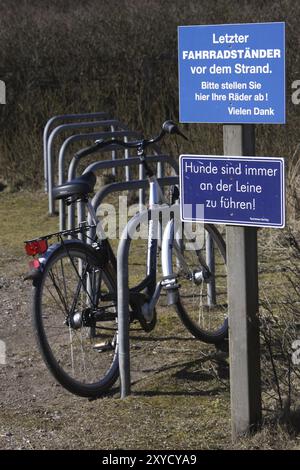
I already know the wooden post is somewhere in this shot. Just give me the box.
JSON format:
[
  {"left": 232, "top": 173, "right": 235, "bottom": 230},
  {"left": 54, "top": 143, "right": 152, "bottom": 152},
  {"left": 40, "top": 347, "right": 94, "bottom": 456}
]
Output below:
[{"left": 224, "top": 124, "right": 262, "bottom": 440}]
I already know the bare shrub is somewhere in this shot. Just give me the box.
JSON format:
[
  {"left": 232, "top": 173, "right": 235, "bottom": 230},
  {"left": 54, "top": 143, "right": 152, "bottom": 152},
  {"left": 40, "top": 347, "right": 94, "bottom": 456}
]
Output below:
[
  {"left": 0, "top": 0, "right": 300, "bottom": 188},
  {"left": 286, "top": 144, "right": 300, "bottom": 220},
  {"left": 259, "top": 226, "right": 300, "bottom": 434}
]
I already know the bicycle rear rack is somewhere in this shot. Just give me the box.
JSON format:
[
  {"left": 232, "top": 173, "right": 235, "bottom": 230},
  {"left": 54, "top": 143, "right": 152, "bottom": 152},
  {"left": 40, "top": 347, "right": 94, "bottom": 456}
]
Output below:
[{"left": 24, "top": 223, "right": 97, "bottom": 245}]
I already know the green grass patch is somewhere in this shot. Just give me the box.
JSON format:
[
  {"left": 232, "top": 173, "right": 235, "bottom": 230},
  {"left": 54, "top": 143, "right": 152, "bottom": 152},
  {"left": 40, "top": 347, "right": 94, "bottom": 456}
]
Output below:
[{"left": 0, "top": 191, "right": 59, "bottom": 256}]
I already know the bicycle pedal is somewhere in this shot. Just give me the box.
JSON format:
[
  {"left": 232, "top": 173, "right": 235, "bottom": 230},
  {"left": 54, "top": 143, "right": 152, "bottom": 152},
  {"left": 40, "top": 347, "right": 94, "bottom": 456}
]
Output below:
[{"left": 93, "top": 341, "right": 114, "bottom": 353}]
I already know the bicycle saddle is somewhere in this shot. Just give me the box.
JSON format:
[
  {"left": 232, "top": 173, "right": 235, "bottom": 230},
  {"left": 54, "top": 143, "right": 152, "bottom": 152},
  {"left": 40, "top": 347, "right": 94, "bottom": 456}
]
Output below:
[{"left": 53, "top": 171, "right": 96, "bottom": 200}]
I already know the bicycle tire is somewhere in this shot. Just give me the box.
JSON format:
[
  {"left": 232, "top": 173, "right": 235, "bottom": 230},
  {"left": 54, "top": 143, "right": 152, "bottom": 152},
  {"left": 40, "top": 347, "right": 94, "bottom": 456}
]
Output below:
[
  {"left": 174, "top": 224, "right": 228, "bottom": 344},
  {"left": 33, "top": 241, "right": 119, "bottom": 398}
]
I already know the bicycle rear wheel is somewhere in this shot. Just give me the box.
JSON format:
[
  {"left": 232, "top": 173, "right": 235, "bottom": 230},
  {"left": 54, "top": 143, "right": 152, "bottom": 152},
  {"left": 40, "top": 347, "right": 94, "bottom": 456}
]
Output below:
[
  {"left": 33, "top": 242, "right": 119, "bottom": 397},
  {"left": 173, "top": 224, "right": 228, "bottom": 344}
]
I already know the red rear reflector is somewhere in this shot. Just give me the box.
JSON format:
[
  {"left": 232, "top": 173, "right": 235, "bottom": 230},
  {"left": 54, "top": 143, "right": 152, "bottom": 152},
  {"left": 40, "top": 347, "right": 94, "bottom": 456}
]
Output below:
[
  {"left": 25, "top": 239, "right": 48, "bottom": 256},
  {"left": 29, "top": 259, "right": 41, "bottom": 270}
]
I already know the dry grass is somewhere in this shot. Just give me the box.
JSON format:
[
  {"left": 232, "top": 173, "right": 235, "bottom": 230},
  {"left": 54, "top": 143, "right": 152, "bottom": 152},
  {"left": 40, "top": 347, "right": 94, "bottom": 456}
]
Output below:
[
  {"left": 1, "top": 0, "right": 300, "bottom": 442},
  {"left": 0, "top": 191, "right": 300, "bottom": 449},
  {"left": 0, "top": 0, "right": 300, "bottom": 189}
]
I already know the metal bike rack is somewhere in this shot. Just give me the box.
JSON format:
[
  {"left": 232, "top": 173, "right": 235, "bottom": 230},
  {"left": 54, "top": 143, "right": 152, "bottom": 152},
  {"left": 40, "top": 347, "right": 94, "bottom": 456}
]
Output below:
[
  {"left": 83, "top": 153, "right": 176, "bottom": 182},
  {"left": 43, "top": 112, "right": 109, "bottom": 192},
  {"left": 67, "top": 131, "right": 142, "bottom": 185},
  {"left": 89, "top": 177, "right": 178, "bottom": 398},
  {"left": 57, "top": 130, "right": 142, "bottom": 230},
  {"left": 47, "top": 119, "right": 129, "bottom": 215},
  {"left": 67, "top": 154, "right": 178, "bottom": 233},
  {"left": 86, "top": 175, "right": 179, "bottom": 241},
  {"left": 67, "top": 139, "right": 164, "bottom": 216},
  {"left": 43, "top": 114, "right": 217, "bottom": 398},
  {"left": 88, "top": 176, "right": 178, "bottom": 399},
  {"left": 206, "top": 234, "right": 217, "bottom": 305},
  {"left": 116, "top": 199, "right": 220, "bottom": 398},
  {"left": 116, "top": 201, "right": 178, "bottom": 398}
]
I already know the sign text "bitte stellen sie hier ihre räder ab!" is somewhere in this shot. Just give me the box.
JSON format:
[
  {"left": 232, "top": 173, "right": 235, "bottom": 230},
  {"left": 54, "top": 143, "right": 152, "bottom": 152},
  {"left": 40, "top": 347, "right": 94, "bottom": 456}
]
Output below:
[{"left": 178, "top": 22, "right": 285, "bottom": 123}]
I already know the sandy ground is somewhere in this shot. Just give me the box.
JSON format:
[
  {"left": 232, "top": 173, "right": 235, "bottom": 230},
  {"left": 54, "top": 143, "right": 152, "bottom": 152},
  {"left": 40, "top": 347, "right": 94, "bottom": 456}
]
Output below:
[
  {"left": 1, "top": 192, "right": 299, "bottom": 450},
  {"left": 0, "top": 245, "right": 232, "bottom": 450}
]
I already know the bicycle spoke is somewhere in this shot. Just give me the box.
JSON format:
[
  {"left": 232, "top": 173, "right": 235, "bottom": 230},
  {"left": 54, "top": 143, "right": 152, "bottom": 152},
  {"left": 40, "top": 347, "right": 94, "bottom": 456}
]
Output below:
[
  {"left": 174, "top": 226, "right": 228, "bottom": 342},
  {"left": 38, "top": 247, "right": 118, "bottom": 389}
]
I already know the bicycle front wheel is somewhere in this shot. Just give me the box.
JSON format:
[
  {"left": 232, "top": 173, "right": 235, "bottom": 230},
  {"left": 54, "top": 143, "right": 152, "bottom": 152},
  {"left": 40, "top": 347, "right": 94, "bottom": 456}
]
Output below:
[
  {"left": 33, "top": 242, "right": 119, "bottom": 397},
  {"left": 173, "top": 224, "right": 228, "bottom": 344}
]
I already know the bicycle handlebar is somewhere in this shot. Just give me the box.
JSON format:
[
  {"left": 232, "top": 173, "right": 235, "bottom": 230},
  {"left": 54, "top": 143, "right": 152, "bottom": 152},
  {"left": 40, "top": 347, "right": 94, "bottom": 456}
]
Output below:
[{"left": 74, "top": 120, "right": 188, "bottom": 160}]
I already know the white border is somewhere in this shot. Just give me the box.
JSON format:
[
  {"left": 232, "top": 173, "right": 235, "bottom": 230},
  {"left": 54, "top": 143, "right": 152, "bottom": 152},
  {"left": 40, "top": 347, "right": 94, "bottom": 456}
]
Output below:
[
  {"left": 177, "top": 22, "right": 286, "bottom": 125},
  {"left": 179, "top": 154, "right": 285, "bottom": 228}
]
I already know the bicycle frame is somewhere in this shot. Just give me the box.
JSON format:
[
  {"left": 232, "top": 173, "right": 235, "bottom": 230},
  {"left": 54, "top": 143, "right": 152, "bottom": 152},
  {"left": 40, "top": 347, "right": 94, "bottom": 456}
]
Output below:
[
  {"left": 80, "top": 156, "right": 212, "bottom": 325},
  {"left": 30, "top": 119, "right": 211, "bottom": 329}
]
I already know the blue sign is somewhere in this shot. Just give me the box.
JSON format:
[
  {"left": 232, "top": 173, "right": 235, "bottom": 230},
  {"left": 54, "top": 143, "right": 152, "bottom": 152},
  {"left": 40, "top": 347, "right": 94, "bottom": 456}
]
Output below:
[
  {"left": 178, "top": 22, "right": 285, "bottom": 124},
  {"left": 180, "top": 155, "right": 285, "bottom": 228}
]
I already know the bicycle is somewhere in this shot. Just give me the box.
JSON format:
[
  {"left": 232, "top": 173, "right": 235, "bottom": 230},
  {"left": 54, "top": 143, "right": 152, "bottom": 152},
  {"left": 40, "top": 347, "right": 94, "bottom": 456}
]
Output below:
[{"left": 24, "top": 121, "right": 228, "bottom": 398}]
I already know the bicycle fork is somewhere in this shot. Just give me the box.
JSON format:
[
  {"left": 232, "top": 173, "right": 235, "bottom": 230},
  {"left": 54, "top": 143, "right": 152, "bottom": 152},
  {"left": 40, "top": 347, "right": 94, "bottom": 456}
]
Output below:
[
  {"left": 141, "top": 217, "right": 186, "bottom": 318},
  {"left": 161, "top": 218, "right": 211, "bottom": 306}
]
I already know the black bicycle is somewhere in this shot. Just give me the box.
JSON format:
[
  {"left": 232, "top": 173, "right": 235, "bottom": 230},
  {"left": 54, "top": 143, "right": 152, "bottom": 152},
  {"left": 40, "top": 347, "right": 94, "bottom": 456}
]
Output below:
[{"left": 25, "top": 121, "right": 228, "bottom": 397}]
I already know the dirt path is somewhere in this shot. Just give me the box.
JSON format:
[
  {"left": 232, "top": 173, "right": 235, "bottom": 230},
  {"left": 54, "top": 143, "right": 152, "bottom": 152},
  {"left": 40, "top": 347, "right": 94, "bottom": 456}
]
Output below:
[
  {"left": 0, "top": 192, "right": 298, "bottom": 450},
  {"left": 0, "top": 239, "right": 230, "bottom": 450}
]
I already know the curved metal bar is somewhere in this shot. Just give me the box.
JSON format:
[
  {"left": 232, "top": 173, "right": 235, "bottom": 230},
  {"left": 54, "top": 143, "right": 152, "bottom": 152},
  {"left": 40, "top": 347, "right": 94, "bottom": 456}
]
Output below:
[
  {"left": 82, "top": 154, "right": 178, "bottom": 176},
  {"left": 67, "top": 153, "right": 178, "bottom": 231},
  {"left": 65, "top": 132, "right": 141, "bottom": 231},
  {"left": 43, "top": 112, "right": 108, "bottom": 192},
  {"left": 117, "top": 202, "right": 178, "bottom": 398},
  {"left": 67, "top": 132, "right": 142, "bottom": 183},
  {"left": 117, "top": 212, "right": 140, "bottom": 397},
  {"left": 86, "top": 176, "right": 179, "bottom": 241},
  {"left": 47, "top": 119, "right": 128, "bottom": 214},
  {"left": 59, "top": 131, "right": 141, "bottom": 230},
  {"left": 67, "top": 133, "right": 163, "bottom": 184}
]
